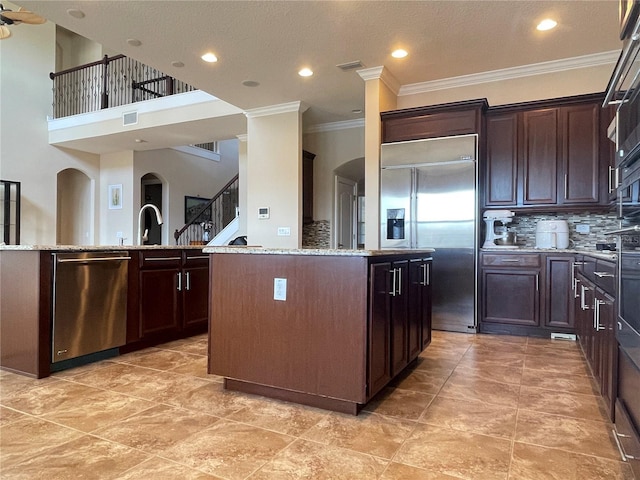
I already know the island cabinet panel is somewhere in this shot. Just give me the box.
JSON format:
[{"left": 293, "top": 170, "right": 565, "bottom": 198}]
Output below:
[
  {"left": 208, "top": 251, "right": 433, "bottom": 414},
  {"left": 0, "top": 251, "right": 52, "bottom": 378},
  {"left": 209, "top": 254, "right": 370, "bottom": 406}
]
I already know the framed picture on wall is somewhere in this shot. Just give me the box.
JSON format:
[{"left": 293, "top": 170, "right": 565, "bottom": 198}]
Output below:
[
  {"left": 184, "top": 196, "right": 212, "bottom": 223},
  {"left": 108, "top": 184, "right": 123, "bottom": 209}
]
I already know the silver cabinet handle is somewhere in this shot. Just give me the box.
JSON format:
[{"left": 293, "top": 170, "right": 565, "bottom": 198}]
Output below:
[
  {"left": 389, "top": 268, "right": 397, "bottom": 296},
  {"left": 535, "top": 274, "right": 539, "bottom": 291},
  {"left": 397, "top": 267, "right": 402, "bottom": 296},
  {"left": 580, "top": 284, "right": 590, "bottom": 310},
  {"left": 426, "top": 263, "right": 430, "bottom": 286},
  {"left": 573, "top": 278, "right": 580, "bottom": 298},
  {"left": 594, "top": 299, "right": 606, "bottom": 331},
  {"left": 145, "top": 256, "right": 182, "bottom": 261},
  {"left": 420, "top": 263, "right": 430, "bottom": 286},
  {"left": 57, "top": 256, "right": 131, "bottom": 263},
  {"left": 177, "top": 272, "right": 182, "bottom": 291},
  {"left": 186, "top": 272, "right": 191, "bottom": 291},
  {"left": 594, "top": 272, "right": 615, "bottom": 278},
  {"left": 500, "top": 258, "right": 520, "bottom": 263}
]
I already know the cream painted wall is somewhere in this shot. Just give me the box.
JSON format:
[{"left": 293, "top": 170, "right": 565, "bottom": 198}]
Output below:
[
  {"left": 99, "top": 151, "right": 135, "bottom": 245},
  {"left": 0, "top": 14, "right": 101, "bottom": 245},
  {"left": 302, "top": 126, "right": 365, "bottom": 242},
  {"left": 57, "top": 169, "right": 94, "bottom": 245},
  {"left": 247, "top": 107, "right": 303, "bottom": 248},
  {"left": 132, "top": 143, "right": 239, "bottom": 246},
  {"left": 55, "top": 26, "right": 103, "bottom": 70},
  {"left": 396, "top": 64, "right": 614, "bottom": 109}
]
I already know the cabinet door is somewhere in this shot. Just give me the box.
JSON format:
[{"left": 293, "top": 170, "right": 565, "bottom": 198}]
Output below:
[
  {"left": 390, "top": 260, "right": 409, "bottom": 376},
  {"left": 182, "top": 265, "right": 209, "bottom": 329},
  {"left": 544, "top": 256, "right": 575, "bottom": 329},
  {"left": 522, "top": 108, "right": 558, "bottom": 205},
  {"left": 485, "top": 113, "right": 518, "bottom": 206},
  {"left": 139, "top": 268, "right": 180, "bottom": 336},
  {"left": 595, "top": 288, "right": 616, "bottom": 419},
  {"left": 408, "top": 259, "right": 431, "bottom": 360},
  {"left": 368, "top": 262, "right": 392, "bottom": 398},
  {"left": 560, "top": 104, "right": 600, "bottom": 205},
  {"left": 482, "top": 269, "right": 540, "bottom": 326}
]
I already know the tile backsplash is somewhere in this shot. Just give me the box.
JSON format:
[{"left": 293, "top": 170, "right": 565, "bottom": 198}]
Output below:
[{"left": 509, "top": 211, "right": 619, "bottom": 249}]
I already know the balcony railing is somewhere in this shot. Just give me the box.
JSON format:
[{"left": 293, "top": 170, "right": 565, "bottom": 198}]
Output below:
[{"left": 49, "top": 54, "right": 197, "bottom": 119}]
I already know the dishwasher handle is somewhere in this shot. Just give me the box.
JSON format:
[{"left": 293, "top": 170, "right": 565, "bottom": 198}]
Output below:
[{"left": 56, "top": 256, "right": 131, "bottom": 263}]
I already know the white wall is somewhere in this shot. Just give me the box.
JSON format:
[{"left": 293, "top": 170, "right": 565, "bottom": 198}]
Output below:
[
  {"left": 0, "top": 12, "right": 101, "bottom": 245},
  {"left": 397, "top": 64, "right": 613, "bottom": 110},
  {"left": 303, "top": 126, "right": 365, "bottom": 231}
]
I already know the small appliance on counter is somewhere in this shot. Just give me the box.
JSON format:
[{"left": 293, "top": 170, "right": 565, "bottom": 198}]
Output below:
[
  {"left": 482, "top": 210, "right": 517, "bottom": 248},
  {"left": 535, "top": 219, "right": 569, "bottom": 249}
]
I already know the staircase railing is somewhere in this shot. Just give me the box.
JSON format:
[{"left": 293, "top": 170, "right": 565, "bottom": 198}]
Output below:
[
  {"left": 49, "top": 54, "right": 197, "bottom": 119},
  {"left": 174, "top": 175, "right": 239, "bottom": 246}
]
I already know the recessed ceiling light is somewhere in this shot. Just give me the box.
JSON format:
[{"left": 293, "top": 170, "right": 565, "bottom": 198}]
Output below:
[
  {"left": 127, "top": 38, "right": 142, "bottom": 47},
  {"left": 242, "top": 80, "right": 260, "bottom": 87},
  {"left": 298, "top": 68, "right": 313, "bottom": 77},
  {"left": 201, "top": 52, "right": 218, "bottom": 63},
  {"left": 537, "top": 19, "right": 557, "bottom": 31},
  {"left": 66, "top": 8, "right": 85, "bottom": 19},
  {"left": 391, "top": 49, "right": 408, "bottom": 59},
  {"left": 171, "top": 61, "right": 184, "bottom": 68}
]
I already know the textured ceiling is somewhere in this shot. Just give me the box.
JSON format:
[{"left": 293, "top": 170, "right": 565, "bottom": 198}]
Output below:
[{"left": 14, "top": 1, "right": 622, "bottom": 130}]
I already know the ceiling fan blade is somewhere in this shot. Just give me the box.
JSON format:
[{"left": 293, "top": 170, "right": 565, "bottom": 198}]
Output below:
[
  {"left": 0, "top": 25, "right": 11, "bottom": 39},
  {"left": 2, "top": 9, "right": 46, "bottom": 24}
]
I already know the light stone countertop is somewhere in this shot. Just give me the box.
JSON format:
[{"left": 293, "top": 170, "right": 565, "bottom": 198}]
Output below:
[
  {"left": 481, "top": 246, "right": 617, "bottom": 261},
  {"left": 203, "top": 246, "right": 435, "bottom": 256},
  {"left": 0, "top": 244, "right": 205, "bottom": 251}
]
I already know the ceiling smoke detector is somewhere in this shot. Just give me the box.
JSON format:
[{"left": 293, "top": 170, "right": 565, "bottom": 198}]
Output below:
[{"left": 336, "top": 61, "right": 364, "bottom": 71}]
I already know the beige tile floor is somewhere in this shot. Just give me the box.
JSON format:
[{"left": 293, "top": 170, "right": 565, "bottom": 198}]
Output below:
[{"left": 0, "top": 331, "right": 635, "bottom": 480}]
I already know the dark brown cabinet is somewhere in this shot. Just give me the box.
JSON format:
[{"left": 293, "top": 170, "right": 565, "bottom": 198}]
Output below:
[
  {"left": 484, "top": 94, "right": 612, "bottom": 211},
  {"left": 368, "top": 256, "right": 433, "bottom": 399},
  {"left": 131, "top": 249, "right": 209, "bottom": 346},
  {"left": 380, "top": 99, "right": 487, "bottom": 144},
  {"left": 544, "top": 255, "right": 574, "bottom": 329},
  {"left": 302, "top": 150, "right": 315, "bottom": 224},
  {"left": 574, "top": 255, "right": 617, "bottom": 421},
  {"left": 480, "top": 253, "right": 541, "bottom": 333}
]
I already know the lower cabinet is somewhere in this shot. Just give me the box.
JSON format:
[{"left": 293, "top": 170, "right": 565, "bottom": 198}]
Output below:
[
  {"left": 574, "top": 256, "right": 617, "bottom": 421},
  {"left": 127, "top": 249, "right": 209, "bottom": 348},
  {"left": 480, "top": 252, "right": 576, "bottom": 336},
  {"left": 368, "top": 256, "right": 432, "bottom": 399}
]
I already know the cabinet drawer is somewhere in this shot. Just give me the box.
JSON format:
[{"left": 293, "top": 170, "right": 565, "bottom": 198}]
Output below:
[
  {"left": 615, "top": 399, "right": 640, "bottom": 471},
  {"left": 184, "top": 252, "right": 209, "bottom": 268},
  {"left": 139, "top": 251, "right": 182, "bottom": 269},
  {"left": 594, "top": 259, "right": 616, "bottom": 296},
  {"left": 482, "top": 254, "right": 541, "bottom": 268}
]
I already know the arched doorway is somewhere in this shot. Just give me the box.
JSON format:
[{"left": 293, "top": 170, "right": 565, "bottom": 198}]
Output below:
[
  {"left": 57, "top": 168, "right": 93, "bottom": 245},
  {"left": 334, "top": 157, "right": 364, "bottom": 249},
  {"left": 140, "top": 173, "right": 164, "bottom": 245}
]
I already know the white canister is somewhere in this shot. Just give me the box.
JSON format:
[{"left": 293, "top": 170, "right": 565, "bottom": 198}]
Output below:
[{"left": 535, "top": 220, "right": 570, "bottom": 249}]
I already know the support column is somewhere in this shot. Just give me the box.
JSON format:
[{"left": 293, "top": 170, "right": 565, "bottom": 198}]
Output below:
[
  {"left": 245, "top": 101, "right": 308, "bottom": 248},
  {"left": 357, "top": 67, "right": 399, "bottom": 250}
]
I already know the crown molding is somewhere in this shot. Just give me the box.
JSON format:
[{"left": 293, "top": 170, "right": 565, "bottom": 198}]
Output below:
[
  {"left": 357, "top": 66, "right": 400, "bottom": 95},
  {"left": 236, "top": 134, "right": 248, "bottom": 142},
  {"left": 244, "top": 101, "right": 309, "bottom": 118},
  {"left": 399, "top": 50, "right": 621, "bottom": 96},
  {"left": 304, "top": 118, "right": 364, "bottom": 134}
]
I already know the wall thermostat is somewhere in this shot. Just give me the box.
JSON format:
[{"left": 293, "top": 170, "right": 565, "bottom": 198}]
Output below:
[{"left": 258, "top": 207, "right": 270, "bottom": 219}]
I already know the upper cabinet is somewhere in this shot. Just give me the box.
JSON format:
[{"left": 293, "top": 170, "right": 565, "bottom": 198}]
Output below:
[
  {"left": 484, "top": 94, "right": 615, "bottom": 211},
  {"left": 381, "top": 99, "right": 487, "bottom": 143}
]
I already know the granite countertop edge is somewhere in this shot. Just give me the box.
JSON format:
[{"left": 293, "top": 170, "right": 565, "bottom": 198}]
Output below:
[
  {"left": 481, "top": 247, "right": 618, "bottom": 261},
  {"left": 203, "top": 247, "right": 436, "bottom": 256},
  {"left": 0, "top": 245, "right": 207, "bottom": 251}
]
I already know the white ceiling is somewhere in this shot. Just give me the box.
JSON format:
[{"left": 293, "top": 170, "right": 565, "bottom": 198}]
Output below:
[{"left": 12, "top": 0, "right": 623, "bottom": 150}]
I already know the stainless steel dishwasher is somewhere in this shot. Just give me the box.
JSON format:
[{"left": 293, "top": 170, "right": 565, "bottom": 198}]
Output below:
[{"left": 52, "top": 251, "right": 130, "bottom": 363}]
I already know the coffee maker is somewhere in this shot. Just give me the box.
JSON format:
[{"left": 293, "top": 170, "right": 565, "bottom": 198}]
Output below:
[{"left": 482, "top": 210, "right": 516, "bottom": 248}]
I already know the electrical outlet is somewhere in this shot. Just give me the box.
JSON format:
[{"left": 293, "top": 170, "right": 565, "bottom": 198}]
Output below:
[
  {"left": 116, "top": 231, "right": 123, "bottom": 238},
  {"left": 274, "top": 278, "right": 287, "bottom": 301},
  {"left": 576, "top": 224, "right": 590, "bottom": 234},
  {"left": 277, "top": 227, "right": 291, "bottom": 236}
]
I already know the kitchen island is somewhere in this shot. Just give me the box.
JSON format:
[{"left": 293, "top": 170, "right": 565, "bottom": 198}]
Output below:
[
  {"left": 204, "top": 247, "right": 434, "bottom": 414},
  {"left": 0, "top": 245, "right": 209, "bottom": 378}
]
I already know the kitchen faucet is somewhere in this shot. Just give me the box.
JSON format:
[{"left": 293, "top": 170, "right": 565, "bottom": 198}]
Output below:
[{"left": 137, "top": 204, "right": 163, "bottom": 245}]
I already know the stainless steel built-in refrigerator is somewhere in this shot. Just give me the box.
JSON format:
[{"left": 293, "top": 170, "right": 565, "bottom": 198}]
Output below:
[{"left": 380, "top": 135, "right": 477, "bottom": 333}]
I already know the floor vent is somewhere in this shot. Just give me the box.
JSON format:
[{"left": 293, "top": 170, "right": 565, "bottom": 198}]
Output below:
[
  {"left": 550, "top": 332, "right": 577, "bottom": 341},
  {"left": 123, "top": 111, "right": 138, "bottom": 126}
]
